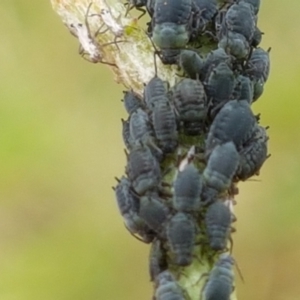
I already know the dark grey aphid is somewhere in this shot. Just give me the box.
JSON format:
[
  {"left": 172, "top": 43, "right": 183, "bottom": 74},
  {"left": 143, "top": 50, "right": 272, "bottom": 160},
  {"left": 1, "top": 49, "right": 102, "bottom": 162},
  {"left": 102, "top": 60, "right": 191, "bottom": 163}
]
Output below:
[
  {"left": 205, "top": 100, "right": 256, "bottom": 154},
  {"left": 151, "top": 0, "right": 193, "bottom": 64},
  {"left": 126, "top": 144, "right": 161, "bottom": 195},
  {"left": 193, "top": 0, "right": 218, "bottom": 34},
  {"left": 206, "top": 62, "right": 235, "bottom": 108},
  {"left": 236, "top": 125, "right": 269, "bottom": 181},
  {"left": 155, "top": 271, "right": 185, "bottom": 300},
  {"left": 113, "top": 176, "right": 154, "bottom": 243},
  {"left": 223, "top": 1, "right": 256, "bottom": 42},
  {"left": 202, "top": 254, "right": 235, "bottom": 300},
  {"left": 122, "top": 90, "right": 144, "bottom": 114},
  {"left": 245, "top": 47, "right": 271, "bottom": 83},
  {"left": 203, "top": 142, "right": 239, "bottom": 192},
  {"left": 179, "top": 49, "right": 203, "bottom": 80},
  {"left": 152, "top": 98, "right": 178, "bottom": 153},
  {"left": 218, "top": 31, "right": 250, "bottom": 59},
  {"left": 129, "top": 108, "right": 154, "bottom": 146},
  {"left": 205, "top": 201, "right": 232, "bottom": 251},
  {"left": 200, "top": 48, "right": 231, "bottom": 81},
  {"left": 172, "top": 78, "right": 207, "bottom": 135},
  {"left": 139, "top": 194, "right": 170, "bottom": 235},
  {"left": 166, "top": 212, "right": 197, "bottom": 266},
  {"left": 121, "top": 118, "right": 132, "bottom": 149},
  {"left": 233, "top": 75, "right": 254, "bottom": 103},
  {"left": 149, "top": 239, "right": 168, "bottom": 281},
  {"left": 144, "top": 76, "right": 168, "bottom": 111},
  {"left": 173, "top": 163, "right": 202, "bottom": 213}
]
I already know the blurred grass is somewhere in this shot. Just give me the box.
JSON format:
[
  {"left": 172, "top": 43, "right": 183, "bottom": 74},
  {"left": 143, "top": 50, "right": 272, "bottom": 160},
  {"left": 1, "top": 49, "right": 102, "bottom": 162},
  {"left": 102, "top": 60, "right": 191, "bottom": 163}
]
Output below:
[{"left": 0, "top": 1, "right": 300, "bottom": 299}]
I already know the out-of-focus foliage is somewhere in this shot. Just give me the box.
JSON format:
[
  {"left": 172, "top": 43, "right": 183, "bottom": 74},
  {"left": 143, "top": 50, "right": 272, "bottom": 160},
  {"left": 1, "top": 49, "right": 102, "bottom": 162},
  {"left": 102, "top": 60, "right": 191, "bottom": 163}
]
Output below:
[{"left": 1, "top": 1, "right": 300, "bottom": 299}]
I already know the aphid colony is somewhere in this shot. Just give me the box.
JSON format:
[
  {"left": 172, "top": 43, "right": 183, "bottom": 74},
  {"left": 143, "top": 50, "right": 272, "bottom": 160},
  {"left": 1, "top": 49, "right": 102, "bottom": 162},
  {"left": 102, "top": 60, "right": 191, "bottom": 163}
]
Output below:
[{"left": 113, "top": 0, "right": 270, "bottom": 299}]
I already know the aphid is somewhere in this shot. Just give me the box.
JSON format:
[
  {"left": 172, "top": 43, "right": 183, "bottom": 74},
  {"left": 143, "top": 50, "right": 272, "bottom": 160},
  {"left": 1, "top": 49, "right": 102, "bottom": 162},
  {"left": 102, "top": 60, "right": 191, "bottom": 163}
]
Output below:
[
  {"left": 155, "top": 271, "right": 185, "bottom": 300},
  {"left": 151, "top": 0, "right": 193, "bottom": 64},
  {"left": 144, "top": 76, "right": 168, "bottom": 111},
  {"left": 126, "top": 144, "right": 161, "bottom": 195},
  {"left": 236, "top": 124, "right": 269, "bottom": 181},
  {"left": 121, "top": 118, "right": 132, "bottom": 149},
  {"left": 245, "top": 47, "right": 271, "bottom": 83},
  {"left": 218, "top": 31, "right": 250, "bottom": 59},
  {"left": 200, "top": 48, "right": 231, "bottom": 82},
  {"left": 152, "top": 99, "right": 178, "bottom": 153},
  {"left": 179, "top": 50, "right": 204, "bottom": 80},
  {"left": 129, "top": 108, "right": 154, "bottom": 146},
  {"left": 205, "top": 100, "right": 256, "bottom": 154},
  {"left": 166, "top": 212, "right": 197, "bottom": 266},
  {"left": 138, "top": 194, "right": 170, "bottom": 235},
  {"left": 172, "top": 78, "right": 208, "bottom": 135},
  {"left": 223, "top": 1, "right": 256, "bottom": 42},
  {"left": 113, "top": 176, "right": 154, "bottom": 243},
  {"left": 232, "top": 75, "right": 254, "bottom": 103},
  {"left": 202, "top": 254, "right": 235, "bottom": 300},
  {"left": 173, "top": 163, "right": 202, "bottom": 213},
  {"left": 149, "top": 239, "right": 168, "bottom": 281},
  {"left": 206, "top": 62, "right": 235, "bottom": 108},
  {"left": 122, "top": 90, "right": 144, "bottom": 114},
  {"left": 203, "top": 142, "right": 239, "bottom": 193},
  {"left": 205, "top": 200, "right": 232, "bottom": 251},
  {"left": 192, "top": 0, "right": 218, "bottom": 34}
]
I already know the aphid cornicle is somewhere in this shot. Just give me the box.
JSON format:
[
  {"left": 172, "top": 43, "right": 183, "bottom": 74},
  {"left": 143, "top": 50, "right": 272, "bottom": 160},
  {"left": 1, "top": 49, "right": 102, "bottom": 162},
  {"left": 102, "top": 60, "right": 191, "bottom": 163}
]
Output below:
[
  {"left": 205, "top": 100, "right": 256, "bottom": 154},
  {"left": 173, "top": 163, "right": 202, "bottom": 213},
  {"left": 236, "top": 124, "right": 269, "bottom": 181},
  {"left": 138, "top": 194, "right": 170, "bottom": 235},
  {"left": 245, "top": 47, "right": 271, "bottom": 83},
  {"left": 205, "top": 200, "right": 232, "bottom": 251},
  {"left": 113, "top": 176, "right": 155, "bottom": 243},
  {"left": 166, "top": 212, "right": 197, "bottom": 266},
  {"left": 179, "top": 50, "right": 204, "bottom": 80},
  {"left": 203, "top": 142, "right": 239, "bottom": 193},
  {"left": 151, "top": 0, "right": 193, "bottom": 64},
  {"left": 152, "top": 99, "right": 178, "bottom": 153},
  {"left": 155, "top": 271, "right": 185, "bottom": 300},
  {"left": 202, "top": 254, "right": 235, "bottom": 300},
  {"left": 126, "top": 144, "right": 161, "bottom": 195},
  {"left": 206, "top": 62, "right": 235, "bottom": 108},
  {"left": 172, "top": 78, "right": 207, "bottom": 135},
  {"left": 149, "top": 239, "right": 168, "bottom": 281},
  {"left": 122, "top": 90, "right": 144, "bottom": 114}
]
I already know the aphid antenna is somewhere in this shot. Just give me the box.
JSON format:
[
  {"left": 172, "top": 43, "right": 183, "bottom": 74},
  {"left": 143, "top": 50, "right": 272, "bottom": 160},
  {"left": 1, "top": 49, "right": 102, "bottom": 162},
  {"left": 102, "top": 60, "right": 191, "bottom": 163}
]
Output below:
[{"left": 232, "top": 257, "right": 245, "bottom": 283}]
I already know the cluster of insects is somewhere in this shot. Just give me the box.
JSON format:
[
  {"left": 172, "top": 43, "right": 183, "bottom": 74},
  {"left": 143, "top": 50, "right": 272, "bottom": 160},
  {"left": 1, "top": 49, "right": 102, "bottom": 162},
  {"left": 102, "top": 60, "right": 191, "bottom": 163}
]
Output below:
[{"left": 111, "top": 0, "right": 271, "bottom": 299}]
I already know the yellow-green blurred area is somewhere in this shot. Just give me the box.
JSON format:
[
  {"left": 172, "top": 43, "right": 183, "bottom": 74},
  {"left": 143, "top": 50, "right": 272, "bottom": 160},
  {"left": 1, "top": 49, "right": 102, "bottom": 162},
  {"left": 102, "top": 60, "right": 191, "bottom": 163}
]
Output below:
[{"left": 0, "top": 0, "right": 299, "bottom": 299}]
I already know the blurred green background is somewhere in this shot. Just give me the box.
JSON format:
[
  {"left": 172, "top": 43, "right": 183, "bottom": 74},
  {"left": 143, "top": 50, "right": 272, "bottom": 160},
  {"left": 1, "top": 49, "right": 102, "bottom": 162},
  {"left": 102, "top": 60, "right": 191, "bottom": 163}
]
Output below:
[{"left": 0, "top": 0, "right": 299, "bottom": 299}]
